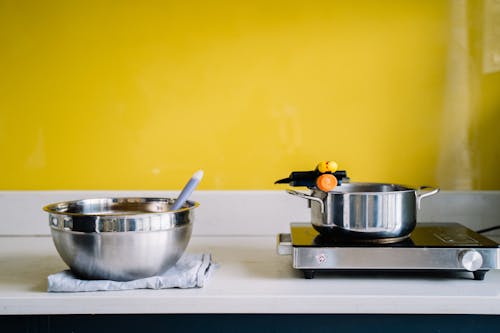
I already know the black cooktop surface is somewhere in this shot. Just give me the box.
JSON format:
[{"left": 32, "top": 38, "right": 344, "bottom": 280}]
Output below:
[{"left": 291, "top": 223, "right": 500, "bottom": 248}]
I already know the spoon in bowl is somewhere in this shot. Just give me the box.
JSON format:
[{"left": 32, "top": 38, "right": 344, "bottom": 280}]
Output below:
[{"left": 171, "top": 170, "right": 204, "bottom": 211}]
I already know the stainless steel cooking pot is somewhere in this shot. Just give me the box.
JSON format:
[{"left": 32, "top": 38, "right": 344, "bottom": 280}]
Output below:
[
  {"left": 287, "top": 183, "right": 439, "bottom": 241},
  {"left": 44, "top": 197, "right": 198, "bottom": 281}
]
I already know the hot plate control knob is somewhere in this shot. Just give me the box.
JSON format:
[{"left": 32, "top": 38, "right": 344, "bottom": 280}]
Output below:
[{"left": 458, "top": 250, "right": 483, "bottom": 271}]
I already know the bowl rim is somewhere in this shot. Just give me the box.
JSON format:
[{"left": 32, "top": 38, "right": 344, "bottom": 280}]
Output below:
[
  {"left": 43, "top": 197, "right": 199, "bottom": 217},
  {"left": 45, "top": 197, "right": 198, "bottom": 233}
]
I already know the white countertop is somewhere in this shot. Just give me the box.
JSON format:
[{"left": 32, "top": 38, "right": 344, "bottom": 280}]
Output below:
[
  {"left": 2, "top": 234, "right": 500, "bottom": 315},
  {"left": 1, "top": 190, "right": 500, "bottom": 316}
]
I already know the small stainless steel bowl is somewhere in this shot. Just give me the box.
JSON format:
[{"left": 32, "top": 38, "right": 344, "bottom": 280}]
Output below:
[{"left": 44, "top": 197, "right": 198, "bottom": 281}]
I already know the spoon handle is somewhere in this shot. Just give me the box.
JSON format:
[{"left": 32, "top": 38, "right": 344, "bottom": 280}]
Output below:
[{"left": 171, "top": 170, "right": 204, "bottom": 210}]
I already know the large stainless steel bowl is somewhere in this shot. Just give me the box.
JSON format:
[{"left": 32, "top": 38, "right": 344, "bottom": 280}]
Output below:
[{"left": 44, "top": 197, "right": 198, "bottom": 281}]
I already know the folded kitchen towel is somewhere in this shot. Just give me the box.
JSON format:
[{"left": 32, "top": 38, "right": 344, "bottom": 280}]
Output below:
[{"left": 47, "top": 253, "right": 214, "bottom": 292}]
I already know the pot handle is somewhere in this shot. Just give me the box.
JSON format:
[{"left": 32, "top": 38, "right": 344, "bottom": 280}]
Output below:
[
  {"left": 416, "top": 186, "right": 440, "bottom": 209},
  {"left": 286, "top": 190, "right": 325, "bottom": 213}
]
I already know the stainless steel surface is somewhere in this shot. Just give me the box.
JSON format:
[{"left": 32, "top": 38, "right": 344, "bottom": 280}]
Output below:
[
  {"left": 459, "top": 250, "right": 484, "bottom": 271},
  {"left": 277, "top": 223, "right": 500, "bottom": 280},
  {"left": 291, "top": 246, "right": 499, "bottom": 270},
  {"left": 416, "top": 186, "right": 440, "bottom": 209},
  {"left": 277, "top": 233, "right": 292, "bottom": 255},
  {"left": 288, "top": 182, "right": 439, "bottom": 240},
  {"left": 44, "top": 197, "right": 198, "bottom": 281},
  {"left": 287, "top": 190, "right": 324, "bottom": 213}
]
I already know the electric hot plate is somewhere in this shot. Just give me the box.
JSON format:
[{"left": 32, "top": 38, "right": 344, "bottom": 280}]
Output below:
[{"left": 277, "top": 223, "right": 500, "bottom": 280}]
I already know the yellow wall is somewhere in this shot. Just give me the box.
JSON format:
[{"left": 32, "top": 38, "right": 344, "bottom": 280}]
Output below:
[
  {"left": 0, "top": 0, "right": 498, "bottom": 190},
  {"left": 467, "top": 0, "right": 500, "bottom": 190}
]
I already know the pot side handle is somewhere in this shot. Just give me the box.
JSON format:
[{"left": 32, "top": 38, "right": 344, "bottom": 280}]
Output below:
[
  {"left": 416, "top": 186, "right": 440, "bottom": 209},
  {"left": 286, "top": 190, "right": 325, "bottom": 213}
]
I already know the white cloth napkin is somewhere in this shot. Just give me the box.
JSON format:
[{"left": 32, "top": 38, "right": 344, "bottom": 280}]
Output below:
[{"left": 48, "top": 253, "right": 214, "bottom": 292}]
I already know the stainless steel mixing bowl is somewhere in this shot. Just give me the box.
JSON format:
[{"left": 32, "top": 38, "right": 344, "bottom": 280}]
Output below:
[{"left": 44, "top": 197, "right": 198, "bottom": 281}]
